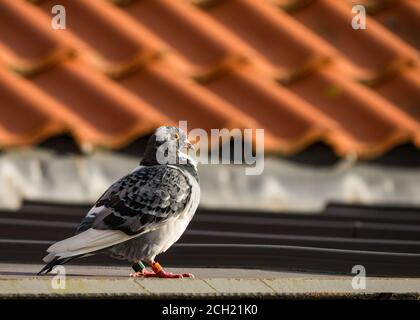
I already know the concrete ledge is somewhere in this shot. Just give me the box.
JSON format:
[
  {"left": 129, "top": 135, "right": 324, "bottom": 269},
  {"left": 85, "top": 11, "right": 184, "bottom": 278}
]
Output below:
[
  {"left": 1, "top": 264, "right": 419, "bottom": 298},
  {"left": 1, "top": 277, "right": 420, "bottom": 298}
]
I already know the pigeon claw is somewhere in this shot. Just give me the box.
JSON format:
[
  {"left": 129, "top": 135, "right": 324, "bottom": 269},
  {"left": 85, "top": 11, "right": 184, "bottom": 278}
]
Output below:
[
  {"left": 157, "top": 271, "right": 195, "bottom": 279},
  {"left": 129, "top": 270, "right": 156, "bottom": 278},
  {"left": 182, "top": 273, "right": 195, "bottom": 278},
  {"left": 156, "top": 271, "right": 184, "bottom": 279}
]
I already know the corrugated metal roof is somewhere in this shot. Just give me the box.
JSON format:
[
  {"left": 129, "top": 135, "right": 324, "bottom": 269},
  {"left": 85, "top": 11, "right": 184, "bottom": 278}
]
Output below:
[
  {"left": 2, "top": 201, "right": 420, "bottom": 276},
  {"left": 0, "top": 0, "right": 419, "bottom": 158}
]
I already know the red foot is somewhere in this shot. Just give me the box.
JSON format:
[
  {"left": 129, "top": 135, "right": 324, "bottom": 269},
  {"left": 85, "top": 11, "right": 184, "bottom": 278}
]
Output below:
[
  {"left": 156, "top": 270, "right": 184, "bottom": 278},
  {"left": 156, "top": 271, "right": 195, "bottom": 279},
  {"left": 133, "top": 261, "right": 195, "bottom": 279}
]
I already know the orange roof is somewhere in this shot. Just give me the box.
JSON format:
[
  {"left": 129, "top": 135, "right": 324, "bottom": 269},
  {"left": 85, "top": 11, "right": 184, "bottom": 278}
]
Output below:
[{"left": 0, "top": 0, "right": 419, "bottom": 158}]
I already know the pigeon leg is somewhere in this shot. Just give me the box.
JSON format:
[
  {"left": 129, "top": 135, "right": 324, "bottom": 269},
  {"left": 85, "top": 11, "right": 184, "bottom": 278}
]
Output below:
[
  {"left": 146, "top": 260, "right": 194, "bottom": 279},
  {"left": 129, "top": 261, "right": 156, "bottom": 277}
]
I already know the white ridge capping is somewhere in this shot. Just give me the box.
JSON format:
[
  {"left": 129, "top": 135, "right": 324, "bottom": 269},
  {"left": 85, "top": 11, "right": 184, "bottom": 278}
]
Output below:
[{"left": 1, "top": 149, "right": 420, "bottom": 211}]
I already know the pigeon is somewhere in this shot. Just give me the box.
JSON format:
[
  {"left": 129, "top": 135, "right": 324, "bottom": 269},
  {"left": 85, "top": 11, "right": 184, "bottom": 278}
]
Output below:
[{"left": 38, "top": 126, "right": 200, "bottom": 278}]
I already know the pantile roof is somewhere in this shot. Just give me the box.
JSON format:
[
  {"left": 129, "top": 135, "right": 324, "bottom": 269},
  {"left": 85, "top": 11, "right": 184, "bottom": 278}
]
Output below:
[{"left": 0, "top": 0, "right": 419, "bottom": 158}]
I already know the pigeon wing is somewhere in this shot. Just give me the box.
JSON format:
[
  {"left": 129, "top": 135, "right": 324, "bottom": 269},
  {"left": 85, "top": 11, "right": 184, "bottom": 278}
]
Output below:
[
  {"left": 44, "top": 165, "right": 192, "bottom": 261},
  {"left": 83, "top": 165, "right": 192, "bottom": 235}
]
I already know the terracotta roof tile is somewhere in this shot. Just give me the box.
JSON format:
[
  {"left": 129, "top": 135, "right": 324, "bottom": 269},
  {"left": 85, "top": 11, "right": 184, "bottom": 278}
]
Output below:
[
  {"left": 345, "top": 0, "right": 406, "bottom": 13},
  {"left": 0, "top": 0, "right": 419, "bottom": 158},
  {"left": 28, "top": 59, "right": 170, "bottom": 149},
  {"left": 290, "top": 0, "right": 419, "bottom": 82},
  {"left": 203, "top": 65, "right": 336, "bottom": 153},
  {"left": 373, "top": 68, "right": 420, "bottom": 128},
  {"left": 0, "top": 0, "right": 72, "bottom": 75},
  {"left": 198, "top": 0, "right": 334, "bottom": 81},
  {"left": 370, "top": 0, "right": 420, "bottom": 51},
  {"left": 0, "top": 66, "right": 64, "bottom": 147},
  {"left": 118, "top": 61, "right": 258, "bottom": 132},
  {"left": 118, "top": 0, "right": 250, "bottom": 80},
  {"left": 287, "top": 65, "right": 419, "bottom": 157},
  {"left": 35, "top": 0, "right": 164, "bottom": 77},
  {"left": 269, "top": 0, "right": 314, "bottom": 12}
]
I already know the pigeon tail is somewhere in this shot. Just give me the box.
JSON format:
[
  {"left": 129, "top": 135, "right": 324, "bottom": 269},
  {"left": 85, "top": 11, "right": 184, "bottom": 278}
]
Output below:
[{"left": 37, "top": 255, "right": 81, "bottom": 275}]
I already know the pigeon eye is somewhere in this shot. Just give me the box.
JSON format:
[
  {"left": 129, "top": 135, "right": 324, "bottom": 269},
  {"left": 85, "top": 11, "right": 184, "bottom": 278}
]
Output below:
[{"left": 174, "top": 133, "right": 180, "bottom": 141}]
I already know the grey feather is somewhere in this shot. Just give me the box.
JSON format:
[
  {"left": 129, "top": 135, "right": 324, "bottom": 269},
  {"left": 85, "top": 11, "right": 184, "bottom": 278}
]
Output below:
[
  {"left": 40, "top": 126, "right": 200, "bottom": 272},
  {"left": 77, "top": 165, "right": 193, "bottom": 236}
]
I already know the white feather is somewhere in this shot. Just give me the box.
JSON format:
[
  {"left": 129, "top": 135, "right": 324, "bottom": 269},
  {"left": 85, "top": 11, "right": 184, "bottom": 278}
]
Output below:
[
  {"left": 45, "top": 228, "right": 137, "bottom": 259},
  {"left": 43, "top": 252, "right": 56, "bottom": 263},
  {"left": 155, "top": 126, "right": 170, "bottom": 142}
]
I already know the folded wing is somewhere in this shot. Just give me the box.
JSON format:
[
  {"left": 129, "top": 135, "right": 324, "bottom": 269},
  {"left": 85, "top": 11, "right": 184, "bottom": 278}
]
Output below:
[{"left": 42, "top": 165, "right": 192, "bottom": 267}]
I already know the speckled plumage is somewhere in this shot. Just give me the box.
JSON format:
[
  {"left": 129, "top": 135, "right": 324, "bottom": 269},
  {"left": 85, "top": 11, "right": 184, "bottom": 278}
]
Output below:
[
  {"left": 77, "top": 163, "right": 200, "bottom": 262},
  {"left": 39, "top": 126, "right": 200, "bottom": 274},
  {"left": 78, "top": 165, "right": 194, "bottom": 235}
]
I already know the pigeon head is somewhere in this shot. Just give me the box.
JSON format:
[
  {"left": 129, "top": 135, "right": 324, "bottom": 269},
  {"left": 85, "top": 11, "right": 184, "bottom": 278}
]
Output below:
[
  {"left": 154, "top": 126, "right": 192, "bottom": 150},
  {"left": 141, "top": 126, "right": 195, "bottom": 166}
]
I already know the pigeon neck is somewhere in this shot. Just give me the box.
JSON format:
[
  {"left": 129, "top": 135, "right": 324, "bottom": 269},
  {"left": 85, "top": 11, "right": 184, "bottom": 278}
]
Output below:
[
  {"left": 140, "top": 144, "right": 160, "bottom": 166},
  {"left": 174, "top": 153, "right": 199, "bottom": 183},
  {"left": 141, "top": 148, "right": 199, "bottom": 182},
  {"left": 140, "top": 146, "right": 198, "bottom": 169}
]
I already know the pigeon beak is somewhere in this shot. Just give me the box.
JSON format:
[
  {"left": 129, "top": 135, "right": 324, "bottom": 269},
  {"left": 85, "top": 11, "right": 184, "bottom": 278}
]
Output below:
[{"left": 186, "top": 139, "right": 195, "bottom": 152}]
